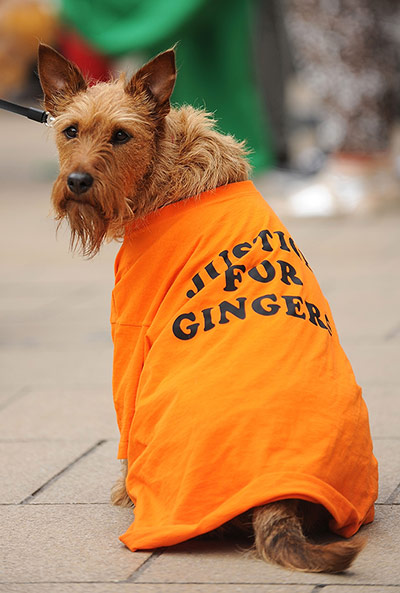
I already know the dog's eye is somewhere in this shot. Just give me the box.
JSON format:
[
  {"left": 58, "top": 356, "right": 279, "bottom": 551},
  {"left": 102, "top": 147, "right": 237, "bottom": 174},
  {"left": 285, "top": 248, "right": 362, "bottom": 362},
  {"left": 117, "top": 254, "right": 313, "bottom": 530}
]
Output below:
[
  {"left": 111, "top": 129, "right": 131, "bottom": 145},
  {"left": 63, "top": 126, "right": 78, "bottom": 139}
]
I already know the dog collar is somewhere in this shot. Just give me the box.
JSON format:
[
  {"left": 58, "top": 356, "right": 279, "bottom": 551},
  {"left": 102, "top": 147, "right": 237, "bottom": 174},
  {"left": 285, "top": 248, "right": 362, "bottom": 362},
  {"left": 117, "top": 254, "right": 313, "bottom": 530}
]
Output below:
[{"left": 0, "top": 98, "right": 54, "bottom": 126}]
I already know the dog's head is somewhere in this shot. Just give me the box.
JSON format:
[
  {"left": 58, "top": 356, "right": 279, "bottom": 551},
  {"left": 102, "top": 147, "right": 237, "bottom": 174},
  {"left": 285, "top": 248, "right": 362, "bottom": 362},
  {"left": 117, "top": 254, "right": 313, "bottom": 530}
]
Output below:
[{"left": 38, "top": 44, "right": 176, "bottom": 256}]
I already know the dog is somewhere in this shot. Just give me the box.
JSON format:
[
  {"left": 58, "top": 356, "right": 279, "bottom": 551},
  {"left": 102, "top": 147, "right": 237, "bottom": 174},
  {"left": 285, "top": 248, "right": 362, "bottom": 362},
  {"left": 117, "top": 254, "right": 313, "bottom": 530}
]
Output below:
[{"left": 38, "top": 44, "right": 378, "bottom": 573}]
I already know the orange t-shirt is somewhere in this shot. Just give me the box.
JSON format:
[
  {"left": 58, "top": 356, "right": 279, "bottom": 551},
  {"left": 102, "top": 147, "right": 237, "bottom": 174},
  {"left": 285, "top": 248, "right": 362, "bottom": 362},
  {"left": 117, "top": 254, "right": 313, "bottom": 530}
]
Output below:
[{"left": 111, "top": 180, "right": 378, "bottom": 551}]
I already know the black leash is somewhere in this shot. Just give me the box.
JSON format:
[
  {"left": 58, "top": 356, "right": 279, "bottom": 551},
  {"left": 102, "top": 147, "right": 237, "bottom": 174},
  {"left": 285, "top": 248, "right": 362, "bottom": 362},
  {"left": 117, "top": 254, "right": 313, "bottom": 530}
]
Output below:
[{"left": 0, "top": 98, "right": 53, "bottom": 125}]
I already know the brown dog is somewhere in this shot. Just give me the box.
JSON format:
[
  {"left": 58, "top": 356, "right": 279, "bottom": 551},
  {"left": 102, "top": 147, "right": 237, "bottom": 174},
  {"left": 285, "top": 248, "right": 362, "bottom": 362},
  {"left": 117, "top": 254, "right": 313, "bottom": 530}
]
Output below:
[{"left": 38, "top": 44, "right": 376, "bottom": 573}]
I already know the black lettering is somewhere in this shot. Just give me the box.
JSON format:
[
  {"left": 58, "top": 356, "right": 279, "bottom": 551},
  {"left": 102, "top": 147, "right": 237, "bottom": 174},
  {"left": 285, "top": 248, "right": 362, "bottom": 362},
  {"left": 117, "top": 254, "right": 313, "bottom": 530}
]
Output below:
[
  {"left": 172, "top": 313, "right": 199, "bottom": 340},
  {"left": 201, "top": 308, "right": 216, "bottom": 331},
  {"left": 223, "top": 264, "right": 246, "bottom": 292},
  {"left": 325, "top": 314, "right": 333, "bottom": 336},
  {"left": 219, "top": 249, "right": 233, "bottom": 269},
  {"left": 301, "top": 250, "right": 312, "bottom": 270},
  {"left": 232, "top": 242, "right": 252, "bottom": 258},
  {"left": 273, "top": 230, "right": 290, "bottom": 252},
  {"left": 253, "top": 229, "right": 274, "bottom": 252},
  {"left": 289, "top": 237, "right": 312, "bottom": 270},
  {"left": 248, "top": 260, "right": 276, "bottom": 283},
  {"left": 277, "top": 260, "right": 303, "bottom": 286},
  {"left": 305, "top": 301, "right": 328, "bottom": 330},
  {"left": 288, "top": 238, "right": 301, "bottom": 259},
  {"left": 282, "top": 295, "right": 306, "bottom": 319},
  {"left": 252, "top": 294, "right": 280, "bottom": 316},
  {"left": 205, "top": 261, "right": 220, "bottom": 280},
  {"left": 186, "top": 273, "right": 205, "bottom": 299},
  {"left": 219, "top": 298, "right": 247, "bottom": 324}
]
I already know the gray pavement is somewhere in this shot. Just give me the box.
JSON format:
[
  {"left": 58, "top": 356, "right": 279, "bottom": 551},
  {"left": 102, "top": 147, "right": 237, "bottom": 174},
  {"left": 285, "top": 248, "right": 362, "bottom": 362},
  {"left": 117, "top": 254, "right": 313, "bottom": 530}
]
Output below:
[{"left": 0, "top": 111, "right": 399, "bottom": 592}]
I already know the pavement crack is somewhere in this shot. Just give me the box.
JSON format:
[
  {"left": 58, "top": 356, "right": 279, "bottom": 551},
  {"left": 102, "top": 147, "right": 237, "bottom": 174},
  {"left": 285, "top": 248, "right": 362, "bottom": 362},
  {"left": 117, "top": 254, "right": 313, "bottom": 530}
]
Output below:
[
  {"left": 384, "top": 481, "right": 400, "bottom": 505},
  {"left": 384, "top": 323, "right": 400, "bottom": 341},
  {"left": 126, "top": 549, "right": 165, "bottom": 582},
  {"left": 0, "top": 385, "right": 31, "bottom": 411},
  {"left": 18, "top": 439, "right": 107, "bottom": 505}
]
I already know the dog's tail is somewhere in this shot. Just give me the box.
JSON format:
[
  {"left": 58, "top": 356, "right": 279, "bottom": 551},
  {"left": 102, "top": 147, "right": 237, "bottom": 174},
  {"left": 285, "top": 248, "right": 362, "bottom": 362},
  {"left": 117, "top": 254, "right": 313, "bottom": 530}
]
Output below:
[{"left": 253, "top": 500, "right": 366, "bottom": 573}]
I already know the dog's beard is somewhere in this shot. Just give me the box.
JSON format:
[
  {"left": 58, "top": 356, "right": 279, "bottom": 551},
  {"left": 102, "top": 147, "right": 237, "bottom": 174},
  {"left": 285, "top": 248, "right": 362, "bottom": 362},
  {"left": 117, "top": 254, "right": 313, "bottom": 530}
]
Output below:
[
  {"left": 59, "top": 199, "right": 110, "bottom": 257},
  {"left": 52, "top": 176, "right": 137, "bottom": 257}
]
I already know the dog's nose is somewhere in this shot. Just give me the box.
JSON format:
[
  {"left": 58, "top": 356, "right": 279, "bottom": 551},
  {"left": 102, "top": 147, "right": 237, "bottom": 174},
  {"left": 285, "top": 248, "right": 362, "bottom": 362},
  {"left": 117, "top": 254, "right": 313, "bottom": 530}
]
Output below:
[{"left": 67, "top": 171, "right": 94, "bottom": 195}]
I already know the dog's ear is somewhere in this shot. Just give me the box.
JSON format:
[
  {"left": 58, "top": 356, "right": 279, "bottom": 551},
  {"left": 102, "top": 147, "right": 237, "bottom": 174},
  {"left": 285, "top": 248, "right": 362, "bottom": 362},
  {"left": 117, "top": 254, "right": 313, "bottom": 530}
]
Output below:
[
  {"left": 38, "top": 44, "right": 87, "bottom": 116},
  {"left": 126, "top": 49, "right": 176, "bottom": 117}
]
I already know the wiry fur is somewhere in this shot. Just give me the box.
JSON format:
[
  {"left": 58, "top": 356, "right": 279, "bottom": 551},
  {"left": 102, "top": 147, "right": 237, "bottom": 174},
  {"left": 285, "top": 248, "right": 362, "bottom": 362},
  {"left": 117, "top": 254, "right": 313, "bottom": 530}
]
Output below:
[
  {"left": 38, "top": 44, "right": 249, "bottom": 257},
  {"left": 253, "top": 502, "right": 366, "bottom": 573},
  {"left": 110, "top": 460, "right": 133, "bottom": 508},
  {"left": 38, "top": 44, "right": 367, "bottom": 573},
  {"left": 53, "top": 97, "right": 248, "bottom": 257}
]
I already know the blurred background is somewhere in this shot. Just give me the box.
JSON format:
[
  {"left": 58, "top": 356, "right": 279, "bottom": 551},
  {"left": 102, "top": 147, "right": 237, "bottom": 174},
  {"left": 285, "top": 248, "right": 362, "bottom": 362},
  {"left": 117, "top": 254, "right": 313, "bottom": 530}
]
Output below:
[{"left": 1, "top": 0, "right": 400, "bottom": 217}]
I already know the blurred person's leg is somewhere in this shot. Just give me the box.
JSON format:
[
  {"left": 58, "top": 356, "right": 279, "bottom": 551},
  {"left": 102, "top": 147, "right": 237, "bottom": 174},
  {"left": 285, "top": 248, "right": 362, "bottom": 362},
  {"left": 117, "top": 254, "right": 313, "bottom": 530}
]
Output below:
[{"left": 283, "top": 0, "right": 399, "bottom": 216}]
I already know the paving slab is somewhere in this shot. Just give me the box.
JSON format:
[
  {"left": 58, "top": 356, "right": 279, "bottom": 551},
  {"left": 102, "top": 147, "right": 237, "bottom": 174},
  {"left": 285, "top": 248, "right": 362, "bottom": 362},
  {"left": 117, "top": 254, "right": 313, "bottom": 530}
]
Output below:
[
  {"left": 0, "top": 348, "right": 114, "bottom": 390},
  {"left": 133, "top": 506, "right": 400, "bottom": 586},
  {"left": 0, "top": 186, "right": 118, "bottom": 274},
  {"left": 0, "top": 387, "right": 29, "bottom": 409},
  {"left": 372, "top": 439, "right": 400, "bottom": 503},
  {"left": 0, "top": 583, "right": 313, "bottom": 593},
  {"left": 31, "top": 440, "right": 120, "bottom": 504},
  {"left": 0, "top": 197, "right": 117, "bottom": 291},
  {"left": 0, "top": 291, "right": 58, "bottom": 319},
  {"left": 0, "top": 388, "right": 118, "bottom": 440},
  {"left": 0, "top": 439, "right": 95, "bottom": 503},
  {"left": 1, "top": 318, "right": 112, "bottom": 351},
  {"left": 0, "top": 247, "right": 118, "bottom": 284},
  {"left": 324, "top": 585, "right": 400, "bottom": 593},
  {"left": 390, "top": 484, "right": 400, "bottom": 504},
  {"left": 361, "top": 382, "right": 400, "bottom": 439},
  {"left": 0, "top": 272, "right": 114, "bottom": 310},
  {"left": 0, "top": 585, "right": 315, "bottom": 593},
  {"left": 341, "top": 342, "right": 400, "bottom": 392},
  {"left": 0, "top": 505, "right": 144, "bottom": 583},
  {"left": 321, "top": 284, "right": 399, "bottom": 343},
  {"left": 0, "top": 283, "right": 114, "bottom": 338}
]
